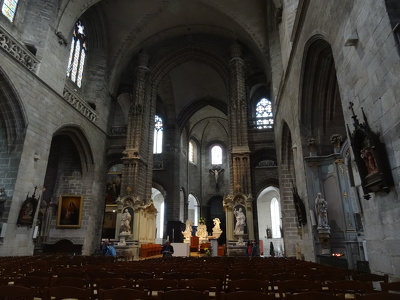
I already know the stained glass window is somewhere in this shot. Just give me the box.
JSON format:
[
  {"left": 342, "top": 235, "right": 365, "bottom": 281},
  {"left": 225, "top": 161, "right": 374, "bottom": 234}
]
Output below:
[
  {"left": 211, "top": 145, "right": 222, "bottom": 165},
  {"left": 256, "top": 98, "right": 274, "bottom": 129},
  {"left": 1, "top": 0, "right": 18, "bottom": 22},
  {"left": 189, "top": 140, "right": 195, "bottom": 163},
  {"left": 154, "top": 115, "right": 163, "bottom": 154},
  {"left": 67, "top": 20, "right": 87, "bottom": 88}
]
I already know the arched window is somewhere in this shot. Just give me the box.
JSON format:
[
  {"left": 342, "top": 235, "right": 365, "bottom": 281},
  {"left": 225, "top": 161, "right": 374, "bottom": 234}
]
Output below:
[
  {"left": 256, "top": 98, "right": 274, "bottom": 129},
  {"left": 188, "top": 194, "right": 199, "bottom": 226},
  {"left": 153, "top": 115, "right": 163, "bottom": 154},
  {"left": 189, "top": 140, "right": 197, "bottom": 164},
  {"left": 1, "top": 0, "right": 19, "bottom": 22},
  {"left": 159, "top": 202, "right": 164, "bottom": 239},
  {"left": 189, "top": 140, "right": 194, "bottom": 163},
  {"left": 66, "top": 20, "right": 87, "bottom": 88},
  {"left": 211, "top": 145, "right": 222, "bottom": 165},
  {"left": 271, "top": 198, "right": 281, "bottom": 238}
]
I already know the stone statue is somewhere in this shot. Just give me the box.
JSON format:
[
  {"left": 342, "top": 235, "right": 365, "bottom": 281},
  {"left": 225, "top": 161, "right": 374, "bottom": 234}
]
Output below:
[
  {"left": 183, "top": 219, "right": 192, "bottom": 234},
  {"left": 315, "top": 193, "right": 328, "bottom": 228},
  {"left": 234, "top": 207, "right": 246, "bottom": 234},
  {"left": 182, "top": 219, "right": 193, "bottom": 243},
  {"left": 120, "top": 208, "right": 132, "bottom": 234},
  {"left": 212, "top": 218, "right": 222, "bottom": 238},
  {"left": 212, "top": 218, "right": 221, "bottom": 232},
  {"left": 196, "top": 223, "right": 208, "bottom": 243},
  {"left": 361, "top": 147, "right": 378, "bottom": 175}
]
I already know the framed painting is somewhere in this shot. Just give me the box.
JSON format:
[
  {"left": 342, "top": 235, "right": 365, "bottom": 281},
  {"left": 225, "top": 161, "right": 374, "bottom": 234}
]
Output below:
[
  {"left": 101, "top": 205, "right": 117, "bottom": 239},
  {"left": 105, "top": 172, "right": 122, "bottom": 204},
  {"left": 57, "top": 195, "right": 83, "bottom": 228}
]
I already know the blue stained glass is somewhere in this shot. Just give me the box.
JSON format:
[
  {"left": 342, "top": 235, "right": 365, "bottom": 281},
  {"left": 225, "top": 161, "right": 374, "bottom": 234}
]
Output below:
[
  {"left": 2, "top": 0, "right": 18, "bottom": 22},
  {"left": 66, "top": 19, "right": 87, "bottom": 87},
  {"left": 70, "top": 40, "right": 81, "bottom": 83},
  {"left": 66, "top": 39, "right": 75, "bottom": 76},
  {"left": 77, "top": 50, "right": 85, "bottom": 87},
  {"left": 154, "top": 115, "right": 163, "bottom": 154},
  {"left": 256, "top": 98, "right": 274, "bottom": 129}
]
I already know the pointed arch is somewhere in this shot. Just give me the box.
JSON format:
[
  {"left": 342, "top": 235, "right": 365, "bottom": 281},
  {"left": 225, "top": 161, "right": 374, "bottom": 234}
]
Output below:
[
  {"left": 0, "top": 68, "right": 27, "bottom": 151},
  {"left": 152, "top": 183, "right": 166, "bottom": 241},
  {"left": 300, "top": 36, "right": 346, "bottom": 155},
  {"left": 53, "top": 125, "right": 94, "bottom": 172},
  {"left": 188, "top": 194, "right": 200, "bottom": 226}
]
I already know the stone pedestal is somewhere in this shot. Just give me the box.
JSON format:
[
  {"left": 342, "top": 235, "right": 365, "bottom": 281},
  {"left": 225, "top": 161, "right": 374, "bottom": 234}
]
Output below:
[
  {"left": 227, "top": 241, "right": 247, "bottom": 257},
  {"left": 210, "top": 238, "right": 218, "bottom": 257},
  {"left": 115, "top": 241, "right": 139, "bottom": 261},
  {"left": 234, "top": 233, "right": 246, "bottom": 246},
  {"left": 119, "top": 233, "right": 132, "bottom": 243},
  {"left": 317, "top": 227, "right": 331, "bottom": 255}
]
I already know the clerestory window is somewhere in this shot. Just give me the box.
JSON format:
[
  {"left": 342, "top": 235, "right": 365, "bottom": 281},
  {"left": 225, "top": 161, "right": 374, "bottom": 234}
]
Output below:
[
  {"left": 256, "top": 98, "right": 274, "bottom": 129},
  {"left": 66, "top": 20, "right": 87, "bottom": 88},
  {"left": 1, "top": 0, "right": 19, "bottom": 22},
  {"left": 153, "top": 115, "right": 163, "bottom": 154},
  {"left": 211, "top": 145, "right": 222, "bottom": 165},
  {"left": 189, "top": 140, "right": 197, "bottom": 164}
]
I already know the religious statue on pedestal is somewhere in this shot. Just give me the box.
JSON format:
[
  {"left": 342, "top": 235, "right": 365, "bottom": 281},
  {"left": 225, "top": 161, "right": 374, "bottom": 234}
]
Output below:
[
  {"left": 315, "top": 193, "right": 329, "bottom": 228},
  {"left": 212, "top": 218, "right": 222, "bottom": 238},
  {"left": 182, "top": 219, "right": 193, "bottom": 243},
  {"left": 196, "top": 222, "right": 208, "bottom": 244},
  {"left": 234, "top": 207, "right": 246, "bottom": 234},
  {"left": 120, "top": 208, "right": 132, "bottom": 234}
]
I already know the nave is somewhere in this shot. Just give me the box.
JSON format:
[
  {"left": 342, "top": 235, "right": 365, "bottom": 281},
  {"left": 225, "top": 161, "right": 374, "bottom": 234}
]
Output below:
[{"left": 0, "top": 255, "right": 399, "bottom": 299}]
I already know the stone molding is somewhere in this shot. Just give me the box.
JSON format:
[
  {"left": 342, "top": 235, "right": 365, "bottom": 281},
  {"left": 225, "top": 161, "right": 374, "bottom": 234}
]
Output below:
[
  {"left": 0, "top": 26, "right": 40, "bottom": 72},
  {"left": 62, "top": 86, "right": 98, "bottom": 123},
  {"left": 111, "top": 126, "right": 127, "bottom": 136}
]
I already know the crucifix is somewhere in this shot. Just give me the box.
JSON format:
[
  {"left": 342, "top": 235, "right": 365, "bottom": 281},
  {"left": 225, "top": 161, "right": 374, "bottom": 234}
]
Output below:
[{"left": 210, "top": 168, "right": 224, "bottom": 188}]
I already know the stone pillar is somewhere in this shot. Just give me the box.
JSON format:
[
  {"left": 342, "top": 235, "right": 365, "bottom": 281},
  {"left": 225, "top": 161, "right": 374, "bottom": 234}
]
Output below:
[
  {"left": 228, "top": 42, "right": 252, "bottom": 195},
  {"left": 226, "top": 41, "right": 254, "bottom": 242},
  {"left": 245, "top": 196, "right": 254, "bottom": 240},
  {"left": 121, "top": 51, "right": 152, "bottom": 204},
  {"left": 223, "top": 195, "right": 234, "bottom": 240}
]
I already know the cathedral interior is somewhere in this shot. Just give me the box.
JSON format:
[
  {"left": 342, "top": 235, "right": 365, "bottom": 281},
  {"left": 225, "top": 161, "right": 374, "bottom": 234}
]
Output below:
[{"left": 0, "top": 0, "right": 399, "bottom": 281}]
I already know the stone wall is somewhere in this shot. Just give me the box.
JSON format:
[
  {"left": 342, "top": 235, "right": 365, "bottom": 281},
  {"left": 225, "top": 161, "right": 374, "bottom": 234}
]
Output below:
[{"left": 274, "top": 0, "right": 400, "bottom": 278}]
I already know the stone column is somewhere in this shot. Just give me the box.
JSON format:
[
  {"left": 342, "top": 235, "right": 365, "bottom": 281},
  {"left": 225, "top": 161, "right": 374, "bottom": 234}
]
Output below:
[
  {"left": 245, "top": 196, "right": 254, "bottom": 240},
  {"left": 223, "top": 195, "right": 234, "bottom": 240},
  {"left": 121, "top": 51, "right": 152, "bottom": 203},
  {"left": 228, "top": 42, "right": 252, "bottom": 195},
  {"left": 226, "top": 41, "right": 254, "bottom": 242}
]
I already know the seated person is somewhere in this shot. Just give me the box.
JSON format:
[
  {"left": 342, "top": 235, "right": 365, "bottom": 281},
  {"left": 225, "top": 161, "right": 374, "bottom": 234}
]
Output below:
[{"left": 161, "top": 241, "right": 174, "bottom": 258}]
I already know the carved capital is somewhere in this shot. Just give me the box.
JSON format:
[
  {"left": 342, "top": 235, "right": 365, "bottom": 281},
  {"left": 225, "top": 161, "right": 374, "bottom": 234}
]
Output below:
[
  {"left": 230, "top": 41, "right": 242, "bottom": 59},
  {"left": 330, "top": 134, "right": 342, "bottom": 149},
  {"left": 138, "top": 50, "right": 149, "bottom": 67}
]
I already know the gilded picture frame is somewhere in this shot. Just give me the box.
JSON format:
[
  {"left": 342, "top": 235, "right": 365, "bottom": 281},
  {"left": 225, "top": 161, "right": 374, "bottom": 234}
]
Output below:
[{"left": 57, "top": 195, "right": 83, "bottom": 228}]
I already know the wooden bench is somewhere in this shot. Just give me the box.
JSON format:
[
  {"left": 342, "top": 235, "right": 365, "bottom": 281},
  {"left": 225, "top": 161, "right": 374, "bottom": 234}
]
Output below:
[{"left": 140, "top": 243, "right": 162, "bottom": 258}]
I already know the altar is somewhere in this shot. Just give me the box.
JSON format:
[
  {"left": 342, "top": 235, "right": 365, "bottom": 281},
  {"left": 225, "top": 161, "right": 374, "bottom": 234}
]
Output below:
[{"left": 171, "top": 242, "right": 190, "bottom": 257}]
